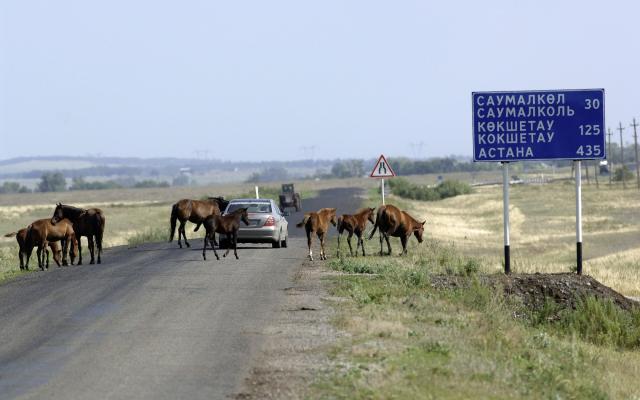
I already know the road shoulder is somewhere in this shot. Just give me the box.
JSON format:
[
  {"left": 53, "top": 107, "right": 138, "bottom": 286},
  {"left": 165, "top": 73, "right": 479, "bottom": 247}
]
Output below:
[{"left": 233, "top": 259, "right": 343, "bottom": 399}]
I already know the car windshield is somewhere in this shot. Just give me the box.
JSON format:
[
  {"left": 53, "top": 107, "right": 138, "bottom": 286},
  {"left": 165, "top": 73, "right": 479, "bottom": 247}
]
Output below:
[{"left": 227, "top": 202, "right": 272, "bottom": 214}]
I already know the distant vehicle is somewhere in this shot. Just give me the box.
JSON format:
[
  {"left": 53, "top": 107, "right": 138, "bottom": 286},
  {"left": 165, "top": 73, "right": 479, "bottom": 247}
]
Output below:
[
  {"left": 279, "top": 183, "right": 302, "bottom": 212},
  {"left": 224, "top": 198, "right": 289, "bottom": 248}
]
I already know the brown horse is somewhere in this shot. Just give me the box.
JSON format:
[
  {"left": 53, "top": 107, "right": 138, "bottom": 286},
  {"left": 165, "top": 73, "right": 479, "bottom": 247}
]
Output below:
[
  {"left": 368, "top": 204, "right": 425, "bottom": 256},
  {"left": 336, "top": 207, "right": 376, "bottom": 257},
  {"left": 170, "top": 198, "right": 227, "bottom": 248},
  {"left": 202, "top": 208, "right": 250, "bottom": 260},
  {"left": 51, "top": 203, "right": 106, "bottom": 265},
  {"left": 25, "top": 218, "right": 77, "bottom": 270},
  {"left": 4, "top": 229, "right": 77, "bottom": 270},
  {"left": 296, "top": 208, "right": 337, "bottom": 261}
]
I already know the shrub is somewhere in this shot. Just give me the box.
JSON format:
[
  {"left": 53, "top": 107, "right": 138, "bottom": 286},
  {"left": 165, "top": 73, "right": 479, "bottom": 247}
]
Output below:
[{"left": 387, "top": 178, "right": 472, "bottom": 201}]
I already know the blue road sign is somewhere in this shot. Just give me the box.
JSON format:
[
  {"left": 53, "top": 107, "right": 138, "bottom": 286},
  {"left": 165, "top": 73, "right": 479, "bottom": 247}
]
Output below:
[{"left": 472, "top": 89, "right": 605, "bottom": 162}]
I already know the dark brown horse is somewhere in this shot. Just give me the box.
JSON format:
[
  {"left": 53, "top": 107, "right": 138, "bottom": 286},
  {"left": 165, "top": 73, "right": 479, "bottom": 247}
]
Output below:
[
  {"left": 170, "top": 198, "right": 227, "bottom": 248},
  {"left": 202, "top": 208, "right": 250, "bottom": 260},
  {"left": 51, "top": 203, "right": 106, "bottom": 265},
  {"left": 25, "top": 218, "right": 77, "bottom": 270},
  {"left": 368, "top": 204, "right": 425, "bottom": 256},
  {"left": 5, "top": 228, "right": 77, "bottom": 270},
  {"left": 336, "top": 207, "right": 376, "bottom": 257},
  {"left": 296, "top": 208, "right": 337, "bottom": 261}
]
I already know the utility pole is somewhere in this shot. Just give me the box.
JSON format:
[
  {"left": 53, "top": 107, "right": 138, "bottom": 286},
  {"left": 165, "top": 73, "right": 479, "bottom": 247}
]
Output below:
[
  {"left": 607, "top": 127, "right": 613, "bottom": 186},
  {"left": 631, "top": 118, "right": 640, "bottom": 190},
  {"left": 618, "top": 122, "right": 627, "bottom": 189}
]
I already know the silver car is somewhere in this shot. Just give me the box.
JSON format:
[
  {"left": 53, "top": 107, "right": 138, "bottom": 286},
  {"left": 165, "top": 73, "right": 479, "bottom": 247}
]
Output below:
[{"left": 224, "top": 198, "right": 289, "bottom": 248}]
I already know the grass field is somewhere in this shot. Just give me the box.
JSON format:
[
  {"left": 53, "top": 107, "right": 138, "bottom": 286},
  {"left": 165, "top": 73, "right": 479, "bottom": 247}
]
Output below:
[
  {"left": 313, "top": 181, "right": 640, "bottom": 399},
  {"left": 417, "top": 182, "right": 640, "bottom": 297}
]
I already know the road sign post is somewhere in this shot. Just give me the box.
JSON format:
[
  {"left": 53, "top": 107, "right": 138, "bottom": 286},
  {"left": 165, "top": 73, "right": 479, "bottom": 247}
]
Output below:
[
  {"left": 575, "top": 160, "right": 583, "bottom": 274},
  {"left": 370, "top": 154, "right": 396, "bottom": 205},
  {"left": 472, "top": 89, "right": 605, "bottom": 275},
  {"left": 502, "top": 162, "right": 510, "bottom": 274}
]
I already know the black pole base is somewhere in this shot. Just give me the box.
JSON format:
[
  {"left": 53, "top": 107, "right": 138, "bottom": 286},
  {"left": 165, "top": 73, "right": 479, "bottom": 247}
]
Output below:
[
  {"left": 576, "top": 242, "right": 583, "bottom": 275},
  {"left": 504, "top": 245, "right": 510, "bottom": 274}
]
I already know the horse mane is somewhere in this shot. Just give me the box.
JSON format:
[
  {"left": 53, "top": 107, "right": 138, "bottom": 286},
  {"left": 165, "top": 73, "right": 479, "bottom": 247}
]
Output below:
[
  {"left": 60, "top": 204, "right": 86, "bottom": 218},
  {"left": 318, "top": 208, "right": 336, "bottom": 215},
  {"left": 402, "top": 210, "right": 423, "bottom": 226},
  {"left": 354, "top": 207, "right": 373, "bottom": 216}
]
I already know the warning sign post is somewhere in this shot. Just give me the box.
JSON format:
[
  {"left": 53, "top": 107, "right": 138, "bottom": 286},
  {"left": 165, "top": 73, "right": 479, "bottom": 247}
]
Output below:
[{"left": 370, "top": 155, "right": 396, "bottom": 205}]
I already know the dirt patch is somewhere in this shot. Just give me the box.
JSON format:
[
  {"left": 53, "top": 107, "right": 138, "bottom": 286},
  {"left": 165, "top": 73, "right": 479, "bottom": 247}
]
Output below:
[
  {"left": 233, "top": 260, "right": 345, "bottom": 399},
  {"left": 431, "top": 272, "right": 640, "bottom": 312}
]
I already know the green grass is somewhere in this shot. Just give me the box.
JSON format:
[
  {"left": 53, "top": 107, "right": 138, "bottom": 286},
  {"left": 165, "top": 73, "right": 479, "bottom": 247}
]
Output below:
[
  {"left": 127, "top": 227, "right": 171, "bottom": 247},
  {"left": 315, "top": 243, "right": 640, "bottom": 399},
  {"left": 0, "top": 246, "right": 27, "bottom": 282}
]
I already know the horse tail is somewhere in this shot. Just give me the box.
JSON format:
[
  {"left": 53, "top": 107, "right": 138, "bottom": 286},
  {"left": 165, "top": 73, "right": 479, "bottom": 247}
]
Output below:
[
  {"left": 169, "top": 203, "right": 178, "bottom": 242},
  {"left": 368, "top": 206, "right": 384, "bottom": 240},
  {"left": 296, "top": 214, "right": 310, "bottom": 228},
  {"left": 4, "top": 231, "right": 17, "bottom": 238}
]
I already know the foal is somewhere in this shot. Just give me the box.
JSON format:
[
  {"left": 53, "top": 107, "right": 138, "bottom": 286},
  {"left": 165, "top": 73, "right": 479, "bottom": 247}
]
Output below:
[
  {"left": 336, "top": 207, "right": 376, "bottom": 257},
  {"left": 4, "top": 228, "right": 77, "bottom": 270},
  {"left": 202, "top": 208, "right": 250, "bottom": 260},
  {"left": 25, "top": 218, "right": 77, "bottom": 270},
  {"left": 296, "top": 208, "right": 337, "bottom": 261}
]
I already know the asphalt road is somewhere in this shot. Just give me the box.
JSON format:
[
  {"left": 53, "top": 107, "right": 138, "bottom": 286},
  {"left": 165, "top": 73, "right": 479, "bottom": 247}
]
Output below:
[{"left": 0, "top": 188, "right": 363, "bottom": 400}]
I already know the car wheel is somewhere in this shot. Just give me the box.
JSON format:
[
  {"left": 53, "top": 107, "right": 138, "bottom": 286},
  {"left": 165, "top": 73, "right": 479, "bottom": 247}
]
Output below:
[{"left": 272, "top": 231, "right": 282, "bottom": 248}]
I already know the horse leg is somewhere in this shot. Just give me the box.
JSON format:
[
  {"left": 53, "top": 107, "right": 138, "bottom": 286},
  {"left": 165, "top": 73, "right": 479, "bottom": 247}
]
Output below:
[
  {"left": 88, "top": 236, "right": 96, "bottom": 265},
  {"left": 176, "top": 220, "right": 183, "bottom": 248},
  {"left": 77, "top": 236, "right": 84, "bottom": 265},
  {"left": 347, "top": 232, "right": 354, "bottom": 257},
  {"left": 307, "top": 230, "right": 314, "bottom": 261},
  {"left": 319, "top": 233, "right": 326, "bottom": 260},
  {"left": 202, "top": 235, "right": 208, "bottom": 260},
  {"left": 62, "top": 238, "right": 69, "bottom": 266},
  {"left": 384, "top": 233, "right": 392, "bottom": 256},
  {"left": 336, "top": 232, "right": 341, "bottom": 257},
  {"left": 193, "top": 222, "right": 201, "bottom": 232},
  {"left": 223, "top": 234, "right": 232, "bottom": 258},
  {"left": 360, "top": 235, "right": 366, "bottom": 257},
  {"left": 25, "top": 247, "right": 31, "bottom": 270},
  {"left": 37, "top": 245, "right": 43, "bottom": 270},
  {"left": 19, "top": 249, "right": 24, "bottom": 270},
  {"left": 45, "top": 246, "right": 50, "bottom": 269},
  {"left": 96, "top": 229, "right": 103, "bottom": 264},
  {"left": 399, "top": 235, "right": 408, "bottom": 256},
  {"left": 182, "top": 222, "right": 190, "bottom": 248},
  {"left": 212, "top": 234, "right": 220, "bottom": 260},
  {"left": 379, "top": 231, "right": 384, "bottom": 256},
  {"left": 233, "top": 231, "right": 239, "bottom": 259}
]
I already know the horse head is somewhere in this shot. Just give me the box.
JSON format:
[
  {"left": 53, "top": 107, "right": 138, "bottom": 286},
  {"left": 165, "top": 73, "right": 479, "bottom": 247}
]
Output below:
[
  {"left": 239, "top": 208, "right": 250, "bottom": 226},
  {"left": 414, "top": 220, "right": 426, "bottom": 243},
  {"left": 51, "top": 203, "right": 64, "bottom": 225},
  {"left": 329, "top": 208, "right": 338, "bottom": 227},
  {"left": 367, "top": 207, "right": 376, "bottom": 225}
]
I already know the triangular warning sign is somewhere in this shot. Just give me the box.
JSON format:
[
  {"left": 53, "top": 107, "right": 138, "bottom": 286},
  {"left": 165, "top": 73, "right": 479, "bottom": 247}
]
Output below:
[{"left": 370, "top": 154, "right": 396, "bottom": 178}]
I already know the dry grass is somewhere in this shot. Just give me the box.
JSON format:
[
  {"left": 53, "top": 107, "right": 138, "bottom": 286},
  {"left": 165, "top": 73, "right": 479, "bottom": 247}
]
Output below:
[{"left": 408, "top": 182, "right": 640, "bottom": 296}]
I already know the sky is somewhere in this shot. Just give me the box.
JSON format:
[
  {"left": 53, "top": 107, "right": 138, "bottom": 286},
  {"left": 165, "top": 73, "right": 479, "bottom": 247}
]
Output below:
[{"left": 1, "top": 0, "right": 639, "bottom": 162}]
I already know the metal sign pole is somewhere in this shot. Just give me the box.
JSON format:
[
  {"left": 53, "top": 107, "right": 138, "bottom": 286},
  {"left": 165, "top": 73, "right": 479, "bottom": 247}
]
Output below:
[
  {"left": 255, "top": 186, "right": 259, "bottom": 199},
  {"left": 575, "top": 161, "right": 583, "bottom": 274},
  {"left": 381, "top": 178, "right": 385, "bottom": 205},
  {"left": 502, "top": 162, "right": 511, "bottom": 274}
]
